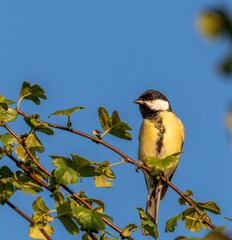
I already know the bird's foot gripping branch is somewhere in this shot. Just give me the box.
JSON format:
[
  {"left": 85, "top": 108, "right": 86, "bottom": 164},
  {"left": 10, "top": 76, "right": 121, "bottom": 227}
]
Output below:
[{"left": 0, "top": 81, "right": 230, "bottom": 240}]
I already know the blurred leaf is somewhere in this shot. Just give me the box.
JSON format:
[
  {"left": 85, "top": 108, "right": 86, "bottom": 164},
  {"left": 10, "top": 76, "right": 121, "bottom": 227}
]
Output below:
[
  {"left": 224, "top": 216, "right": 232, "bottom": 221},
  {"left": 146, "top": 153, "right": 179, "bottom": 172},
  {"left": 18, "top": 81, "right": 47, "bottom": 107},
  {"left": 29, "top": 222, "right": 54, "bottom": 240},
  {"left": 135, "top": 207, "right": 159, "bottom": 239},
  {"left": 48, "top": 106, "right": 87, "bottom": 118},
  {"left": 14, "top": 133, "right": 44, "bottom": 162},
  {"left": 73, "top": 206, "right": 113, "bottom": 233},
  {"left": 175, "top": 227, "right": 229, "bottom": 240},
  {"left": 197, "top": 10, "right": 231, "bottom": 39},
  {"left": 98, "top": 107, "right": 132, "bottom": 140},
  {"left": 0, "top": 107, "right": 18, "bottom": 122},
  {"left": 219, "top": 55, "right": 232, "bottom": 74}
]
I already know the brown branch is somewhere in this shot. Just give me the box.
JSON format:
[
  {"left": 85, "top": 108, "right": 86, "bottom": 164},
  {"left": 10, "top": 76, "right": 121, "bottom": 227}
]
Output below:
[
  {"left": 15, "top": 109, "right": 216, "bottom": 230},
  {"left": 0, "top": 194, "right": 51, "bottom": 240},
  {"left": 1, "top": 121, "right": 132, "bottom": 239}
]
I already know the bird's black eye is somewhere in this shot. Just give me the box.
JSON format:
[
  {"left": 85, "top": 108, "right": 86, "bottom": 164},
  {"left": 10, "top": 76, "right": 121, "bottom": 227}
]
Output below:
[{"left": 148, "top": 96, "right": 153, "bottom": 100}]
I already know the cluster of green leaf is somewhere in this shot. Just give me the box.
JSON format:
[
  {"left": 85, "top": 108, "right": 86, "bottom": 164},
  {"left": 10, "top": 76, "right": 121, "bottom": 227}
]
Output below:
[
  {"left": 0, "top": 166, "right": 43, "bottom": 204},
  {"left": 165, "top": 190, "right": 221, "bottom": 233},
  {"left": 97, "top": 107, "right": 132, "bottom": 140},
  {"left": 29, "top": 191, "right": 116, "bottom": 240},
  {"left": 0, "top": 81, "right": 135, "bottom": 239}
]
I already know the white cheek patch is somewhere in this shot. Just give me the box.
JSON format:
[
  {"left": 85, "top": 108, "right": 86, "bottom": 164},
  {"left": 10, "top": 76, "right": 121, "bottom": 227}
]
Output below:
[{"left": 146, "top": 99, "right": 170, "bottom": 111}]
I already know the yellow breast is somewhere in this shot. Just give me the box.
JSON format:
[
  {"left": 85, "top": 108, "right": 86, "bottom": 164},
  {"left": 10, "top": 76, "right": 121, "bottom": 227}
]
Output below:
[{"left": 138, "top": 111, "right": 185, "bottom": 161}]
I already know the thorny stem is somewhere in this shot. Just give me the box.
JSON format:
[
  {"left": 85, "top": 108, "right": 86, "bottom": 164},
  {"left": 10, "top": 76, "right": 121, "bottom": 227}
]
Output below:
[
  {"left": 0, "top": 121, "right": 133, "bottom": 240},
  {"left": 15, "top": 109, "right": 216, "bottom": 230},
  {"left": 0, "top": 193, "right": 51, "bottom": 240}
]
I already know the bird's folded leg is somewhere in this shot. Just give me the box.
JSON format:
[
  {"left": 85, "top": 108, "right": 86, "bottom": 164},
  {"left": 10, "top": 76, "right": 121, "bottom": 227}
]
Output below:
[{"left": 135, "top": 160, "right": 144, "bottom": 173}]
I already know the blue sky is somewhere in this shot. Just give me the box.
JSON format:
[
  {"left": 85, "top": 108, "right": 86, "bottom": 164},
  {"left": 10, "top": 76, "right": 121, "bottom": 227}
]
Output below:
[{"left": 1, "top": 0, "right": 232, "bottom": 239}]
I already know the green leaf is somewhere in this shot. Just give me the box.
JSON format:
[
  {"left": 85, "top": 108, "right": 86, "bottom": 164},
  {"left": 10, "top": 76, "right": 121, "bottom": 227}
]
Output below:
[
  {"left": 73, "top": 206, "right": 113, "bottom": 233},
  {"left": 0, "top": 95, "right": 15, "bottom": 110},
  {"left": 14, "top": 133, "right": 44, "bottom": 162},
  {"left": 94, "top": 160, "right": 115, "bottom": 188},
  {"left": 32, "top": 197, "right": 54, "bottom": 223},
  {"left": 0, "top": 166, "right": 15, "bottom": 203},
  {"left": 196, "top": 201, "right": 221, "bottom": 215},
  {"left": 98, "top": 107, "right": 132, "bottom": 140},
  {"left": 122, "top": 223, "right": 138, "bottom": 238},
  {"left": 52, "top": 191, "right": 80, "bottom": 235},
  {"left": 146, "top": 153, "right": 179, "bottom": 172},
  {"left": 51, "top": 154, "right": 101, "bottom": 185},
  {"left": 24, "top": 116, "right": 54, "bottom": 136},
  {"left": 98, "top": 107, "right": 111, "bottom": 131},
  {"left": 0, "top": 147, "right": 6, "bottom": 159},
  {"left": 135, "top": 207, "right": 159, "bottom": 239},
  {"left": 94, "top": 175, "right": 113, "bottom": 188},
  {"left": 0, "top": 134, "right": 14, "bottom": 151},
  {"left": 18, "top": 81, "right": 47, "bottom": 107},
  {"left": 29, "top": 223, "right": 54, "bottom": 240},
  {"left": 70, "top": 154, "right": 101, "bottom": 177},
  {"left": 13, "top": 171, "right": 43, "bottom": 195},
  {"left": 165, "top": 216, "right": 178, "bottom": 232},
  {"left": 0, "top": 107, "right": 18, "bottom": 122},
  {"left": 51, "top": 156, "right": 80, "bottom": 185},
  {"left": 48, "top": 106, "right": 87, "bottom": 118}
]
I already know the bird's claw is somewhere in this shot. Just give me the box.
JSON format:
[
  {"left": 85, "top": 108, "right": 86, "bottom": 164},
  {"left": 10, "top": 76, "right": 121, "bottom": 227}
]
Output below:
[{"left": 135, "top": 160, "right": 144, "bottom": 173}]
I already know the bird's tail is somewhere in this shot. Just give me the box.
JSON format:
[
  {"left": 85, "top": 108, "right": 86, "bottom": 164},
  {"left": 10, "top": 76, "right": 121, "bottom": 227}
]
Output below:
[{"left": 142, "top": 184, "right": 163, "bottom": 236}]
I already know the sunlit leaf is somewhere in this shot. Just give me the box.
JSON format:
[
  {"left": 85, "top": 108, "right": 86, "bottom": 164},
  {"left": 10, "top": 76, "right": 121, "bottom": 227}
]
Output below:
[
  {"left": 14, "top": 133, "right": 44, "bottom": 162},
  {"left": 122, "top": 223, "right": 138, "bottom": 238},
  {"left": 146, "top": 153, "right": 179, "bottom": 172},
  {"left": 48, "top": 106, "right": 87, "bottom": 118},
  {"left": 0, "top": 107, "right": 18, "bottom": 122},
  {"left": 52, "top": 191, "right": 79, "bottom": 235},
  {"left": 24, "top": 116, "right": 54, "bottom": 135},
  {"left": 135, "top": 207, "right": 158, "bottom": 239},
  {"left": 73, "top": 206, "right": 113, "bottom": 233},
  {"left": 29, "top": 223, "right": 54, "bottom": 240},
  {"left": 18, "top": 81, "right": 47, "bottom": 107},
  {"left": 98, "top": 107, "right": 132, "bottom": 140}
]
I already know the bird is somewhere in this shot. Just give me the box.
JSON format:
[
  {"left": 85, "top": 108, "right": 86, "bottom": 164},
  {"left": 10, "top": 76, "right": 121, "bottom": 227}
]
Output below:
[{"left": 133, "top": 89, "right": 185, "bottom": 235}]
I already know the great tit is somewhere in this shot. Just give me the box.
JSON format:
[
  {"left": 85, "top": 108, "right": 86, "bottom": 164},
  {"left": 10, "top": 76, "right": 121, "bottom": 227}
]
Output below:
[{"left": 133, "top": 89, "right": 185, "bottom": 235}]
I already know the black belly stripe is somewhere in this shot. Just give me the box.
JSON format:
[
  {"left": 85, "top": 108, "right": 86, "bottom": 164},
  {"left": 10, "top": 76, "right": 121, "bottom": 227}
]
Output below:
[{"left": 154, "top": 117, "right": 166, "bottom": 154}]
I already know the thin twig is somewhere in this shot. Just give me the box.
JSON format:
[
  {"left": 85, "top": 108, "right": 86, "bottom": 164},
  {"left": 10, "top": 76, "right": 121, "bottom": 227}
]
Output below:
[
  {"left": 0, "top": 194, "right": 51, "bottom": 240},
  {"left": 15, "top": 109, "right": 216, "bottom": 230}
]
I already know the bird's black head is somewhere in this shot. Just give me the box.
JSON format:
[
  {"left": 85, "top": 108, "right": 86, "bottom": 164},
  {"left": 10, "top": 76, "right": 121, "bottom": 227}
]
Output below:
[{"left": 133, "top": 89, "right": 172, "bottom": 119}]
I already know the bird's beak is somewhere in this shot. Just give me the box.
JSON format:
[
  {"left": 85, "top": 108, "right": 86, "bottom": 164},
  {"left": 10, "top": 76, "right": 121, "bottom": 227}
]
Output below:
[{"left": 133, "top": 99, "right": 144, "bottom": 105}]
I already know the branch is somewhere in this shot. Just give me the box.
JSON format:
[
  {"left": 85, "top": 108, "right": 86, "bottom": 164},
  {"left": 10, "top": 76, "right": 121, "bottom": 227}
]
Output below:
[
  {"left": 16, "top": 109, "right": 216, "bottom": 230},
  {"left": 0, "top": 194, "right": 51, "bottom": 240},
  {"left": 0, "top": 122, "right": 132, "bottom": 239}
]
